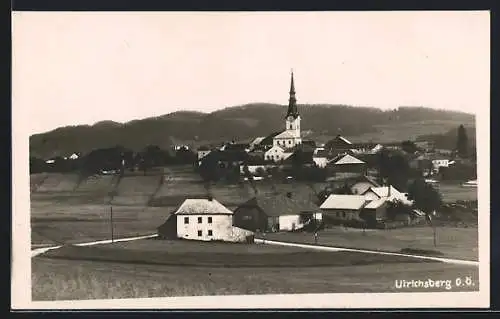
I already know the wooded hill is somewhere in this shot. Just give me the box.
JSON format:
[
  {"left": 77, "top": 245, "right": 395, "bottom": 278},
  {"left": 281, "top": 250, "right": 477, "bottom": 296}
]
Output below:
[{"left": 30, "top": 103, "right": 475, "bottom": 158}]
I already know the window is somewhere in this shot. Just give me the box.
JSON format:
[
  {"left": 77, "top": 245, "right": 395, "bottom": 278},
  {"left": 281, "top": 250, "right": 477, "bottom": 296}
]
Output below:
[
  {"left": 198, "top": 217, "right": 202, "bottom": 223},
  {"left": 197, "top": 230, "right": 202, "bottom": 236},
  {"left": 208, "top": 230, "right": 213, "bottom": 236},
  {"left": 184, "top": 217, "right": 189, "bottom": 224},
  {"left": 342, "top": 212, "right": 346, "bottom": 218},
  {"left": 208, "top": 217, "right": 213, "bottom": 224}
]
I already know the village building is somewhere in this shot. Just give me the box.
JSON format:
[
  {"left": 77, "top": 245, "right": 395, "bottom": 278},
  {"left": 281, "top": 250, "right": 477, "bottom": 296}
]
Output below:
[
  {"left": 327, "top": 153, "right": 367, "bottom": 178},
  {"left": 233, "top": 193, "right": 321, "bottom": 232},
  {"left": 320, "top": 194, "right": 368, "bottom": 222},
  {"left": 348, "top": 175, "right": 381, "bottom": 195},
  {"left": 312, "top": 148, "right": 329, "bottom": 168},
  {"left": 360, "top": 197, "right": 389, "bottom": 224},
  {"left": 324, "top": 135, "right": 353, "bottom": 152},
  {"left": 272, "top": 71, "right": 302, "bottom": 149},
  {"left": 361, "top": 185, "right": 412, "bottom": 205},
  {"left": 197, "top": 146, "right": 212, "bottom": 162},
  {"left": 264, "top": 145, "right": 293, "bottom": 162},
  {"left": 157, "top": 198, "right": 254, "bottom": 243}
]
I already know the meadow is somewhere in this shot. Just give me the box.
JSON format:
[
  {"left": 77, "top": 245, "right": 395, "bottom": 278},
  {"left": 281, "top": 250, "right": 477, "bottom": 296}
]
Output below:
[
  {"left": 258, "top": 226, "right": 479, "bottom": 261},
  {"left": 32, "top": 256, "right": 479, "bottom": 301},
  {"left": 30, "top": 166, "right": 480, "bottom": 300}
]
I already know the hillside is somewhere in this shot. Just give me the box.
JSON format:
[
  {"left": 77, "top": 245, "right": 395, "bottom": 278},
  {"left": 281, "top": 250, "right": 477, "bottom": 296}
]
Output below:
[{"left": 29, "top": 104, "right": 475, "bottom": 158}]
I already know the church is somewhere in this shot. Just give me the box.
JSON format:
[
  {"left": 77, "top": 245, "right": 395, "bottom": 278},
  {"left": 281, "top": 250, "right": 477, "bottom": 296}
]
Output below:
[{"left": 272, "top": 71, "right": 302, "bottom": 150}]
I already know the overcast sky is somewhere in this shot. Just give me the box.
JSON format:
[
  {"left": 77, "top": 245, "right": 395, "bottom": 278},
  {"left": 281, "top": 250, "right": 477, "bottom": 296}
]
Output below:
[{"left": 13, "top": 11, "right": 489, "bottom": 134}]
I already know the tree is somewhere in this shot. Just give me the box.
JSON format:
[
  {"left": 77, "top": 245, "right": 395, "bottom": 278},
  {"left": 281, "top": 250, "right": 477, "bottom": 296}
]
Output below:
[
  {"left": 377, "top": 149, "right": 411, "bottom": 191},
  {"left": 456, "top": 125, "right": 469, "bottom": 158},
  {"left": 333, "top": 182, "right": 353, "bottom": 195},
  {"left": 407, "top": 179, "right": 442, "bottom": 214},
  {"left": 401, "top": 140, "right": 418, "bottom": 154}
]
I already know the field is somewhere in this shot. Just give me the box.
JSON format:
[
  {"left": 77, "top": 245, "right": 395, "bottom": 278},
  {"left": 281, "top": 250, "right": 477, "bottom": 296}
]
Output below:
[
  {"left": 435, "top": 183, "right": 478, "bottom": 203},
  {"left": 32, "top": 239, "right": 478, "bottom": 300},
  {"left": 258, "top": 226, "right": 478, "bottom": 261},
  {"left": 30, "top": 166, "right": 480, "bottom": 301},
  {"left": 345, "top": 120, "right": 474, "bottom": 143}
]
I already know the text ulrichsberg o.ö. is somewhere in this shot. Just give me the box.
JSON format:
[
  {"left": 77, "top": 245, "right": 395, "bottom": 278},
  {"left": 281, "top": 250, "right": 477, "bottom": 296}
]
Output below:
[{"left": 394, "top": 276, "right": 476, "bottom": 290}]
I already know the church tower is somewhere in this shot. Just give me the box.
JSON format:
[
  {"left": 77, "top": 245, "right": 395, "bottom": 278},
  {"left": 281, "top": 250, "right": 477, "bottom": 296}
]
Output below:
[{"left": 285, "top": 71, "right": 301, "bottom": 139}]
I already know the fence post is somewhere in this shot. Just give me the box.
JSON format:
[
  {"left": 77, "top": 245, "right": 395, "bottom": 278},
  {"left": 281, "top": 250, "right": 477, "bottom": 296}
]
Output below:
[{"left": 110, "top": 206, "right": 114, "bottom": 243}]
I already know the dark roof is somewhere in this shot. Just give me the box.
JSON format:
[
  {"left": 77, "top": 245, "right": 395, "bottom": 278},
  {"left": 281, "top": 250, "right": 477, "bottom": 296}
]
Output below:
[
  {"left": 224, "top": 143, "right": 250, "bottom": 151},
  {"left": 201, "top": 149, "right": 250, "bottom": 164},
  {"left": 197, "top": 145, "right": 211, "bottom": 151},
  {"left": 260, "top": 131, "right": 284, "bottom": 146},
  {"left": 283, "top": 149, "right": 314, "bottom": 164},
  {"left": 324, "top": 135, "right": 353, "bottom": 150},
  {"left": 238, "top": 193, "right": 319, "bottom": 217}
]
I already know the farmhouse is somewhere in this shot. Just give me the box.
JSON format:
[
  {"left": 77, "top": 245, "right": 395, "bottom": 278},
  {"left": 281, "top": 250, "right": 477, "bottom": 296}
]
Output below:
[
  {"left": 320, "top": 194, "right": 368, "bottom": 222},
  {"left": 233, "top": 193, "right": 321, "bottom": 232},
  {"left": 362, "top": 185, "right": 412, "bottom": 205},
  {"left": 157, "top": 198, "right": 254, "bottom": 243},
  {"left": 349, "top": 175, "right": 381, "bottom": 195},
  {"left": 264, "top": 145, "right": 293, "bottom": 162},
  {"left": 360, "top": 197, "right": 389, "bottom": 225},
  {"left": 325, "top": 135, "right": 353, "bottom": 151}
]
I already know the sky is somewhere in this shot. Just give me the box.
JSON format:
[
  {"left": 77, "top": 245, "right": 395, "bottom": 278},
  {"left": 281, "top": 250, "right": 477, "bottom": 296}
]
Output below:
[{"left": 12, "top": 11, "right": 490, "bottom": 135}]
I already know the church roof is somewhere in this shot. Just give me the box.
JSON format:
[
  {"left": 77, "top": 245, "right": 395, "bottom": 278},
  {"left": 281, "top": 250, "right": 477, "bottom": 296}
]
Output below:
[{"left": 274, "top": 130, "right": 297, "bottom": 139}]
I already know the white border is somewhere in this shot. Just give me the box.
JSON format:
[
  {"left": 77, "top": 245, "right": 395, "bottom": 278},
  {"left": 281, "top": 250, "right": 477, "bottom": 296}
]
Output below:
[{"left": 11, "top": 11, "right": 490, "bottom": 310}]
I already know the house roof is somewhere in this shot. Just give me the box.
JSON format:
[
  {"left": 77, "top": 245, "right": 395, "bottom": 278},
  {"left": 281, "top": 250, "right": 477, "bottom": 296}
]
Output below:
[
  {"left": 364, "top": 197, "right": 388, "bottom": 209},
  {"left": 364, "top": 185, "right": 401, "bottom": 198},
  {"left": 239, "top": 193, "right": 320, "bottom": 217},
  {"left": 174, "top": 198, "right": 233, "bottom": 215},
  {"left": 320, "top": 194, "right": 367, "bottom": 210},
  {"left": 333, "top": 154, "right": 365, "bottom": 165},
  {"left": 250, "top": 137, "right": 265, "bottom": 146}
]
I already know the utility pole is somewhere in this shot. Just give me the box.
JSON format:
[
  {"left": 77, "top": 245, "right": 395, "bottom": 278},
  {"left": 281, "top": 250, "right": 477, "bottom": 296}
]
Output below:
[{"left": 110, "top": 205, "right": 114, "bottom": 243}]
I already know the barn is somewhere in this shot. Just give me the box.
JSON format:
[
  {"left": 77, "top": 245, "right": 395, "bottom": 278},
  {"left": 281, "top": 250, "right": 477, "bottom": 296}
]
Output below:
[
  {"left": 233, "top": 193, "right": 321, "bottom": 232},
  {"left": 320, "top": 194, "right": 368, "bottom": 222},
  {"left": 157, "top": 198, "right": 254, "bottom": 243}
]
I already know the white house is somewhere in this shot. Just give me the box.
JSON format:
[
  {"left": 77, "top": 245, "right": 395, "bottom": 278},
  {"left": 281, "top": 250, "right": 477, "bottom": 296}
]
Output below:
[
  {"left": 264, "top": 145, "right": 293, "bottom": 162},
  {"left": 362, "top": 185, "right": 412, "bottom": 205},
  {"left": 158, "top": 198, "right": 254, "bottom": 242},
  {"left": 312, "top": 148, "right": 329, "bottom": 168},
  {"left": 68, "top": 153, "right": 80, "bottom": 160},
  {"left": 431, "top": 158, "right": 453, "bottom": 170}
]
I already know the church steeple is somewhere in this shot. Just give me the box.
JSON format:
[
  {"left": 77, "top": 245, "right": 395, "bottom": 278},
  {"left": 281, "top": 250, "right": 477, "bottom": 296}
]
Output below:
[{"left": 286, "top": 70, "right": 299, "bottom": 119}]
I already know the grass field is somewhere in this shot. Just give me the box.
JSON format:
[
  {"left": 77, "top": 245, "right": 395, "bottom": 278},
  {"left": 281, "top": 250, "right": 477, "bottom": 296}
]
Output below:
[
  {"left": 436, "top": 183, "right": 478, "bottom": 203},
  {"left": 38, "top": 238, "right": 438, "bottom": 268},
  {"left": 32, "top": 256, "right": 479, "bottom": 301},
  {"left": 30, "top": 168, "right": 480, "bottom": 301},
  {"left": 345, "top": 120, "right": 475, "bottom": 143},
  {"left": 258, "top": 226, "right": 478, "bottom": 261}
]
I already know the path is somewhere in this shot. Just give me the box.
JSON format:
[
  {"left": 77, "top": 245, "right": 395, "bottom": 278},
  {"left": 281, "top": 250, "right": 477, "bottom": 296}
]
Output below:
[
  {"left": 31, "top": 234, "right": 158, "bottom": 258},
  {"left": 254, "top": 239, "right": 479, "bottom": 267}
]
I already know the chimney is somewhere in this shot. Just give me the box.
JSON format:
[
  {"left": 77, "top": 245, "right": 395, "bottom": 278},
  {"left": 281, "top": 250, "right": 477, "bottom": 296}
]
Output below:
[
  {"left": 207, "top": 195, "right": 213, "bottom": 201},
  {"left": 387, "top": 185, "right": 391, "bottom": 198},
  {"left": 286, "top": 192, "right": 292, "bottom": 198}
]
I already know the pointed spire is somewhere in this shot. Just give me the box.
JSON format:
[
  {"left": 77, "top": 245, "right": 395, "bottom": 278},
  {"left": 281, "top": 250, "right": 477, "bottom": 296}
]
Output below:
[
  {"left": 290, "top": 69, "right": 295, "bottom": 95},
  {"left": 286, "top": 70, "right": 298, "bottom": 118}
]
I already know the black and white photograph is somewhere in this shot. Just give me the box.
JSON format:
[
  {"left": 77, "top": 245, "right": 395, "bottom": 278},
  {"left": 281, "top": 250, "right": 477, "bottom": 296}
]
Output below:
[{"left": 12, "top": 10, "right": 489, "bottom": 309}]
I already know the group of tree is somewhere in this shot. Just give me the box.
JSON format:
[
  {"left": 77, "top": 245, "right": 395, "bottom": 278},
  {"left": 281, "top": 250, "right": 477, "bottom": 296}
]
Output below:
[{"left": 29, "top": 144, "right": 197, "bottom": 175}]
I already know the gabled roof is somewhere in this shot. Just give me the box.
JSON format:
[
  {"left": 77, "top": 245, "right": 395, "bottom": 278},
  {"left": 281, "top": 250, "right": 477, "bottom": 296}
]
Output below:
[
  {"left": 265, "top": 145, "right": 285, "bottom": 153},
  {"left": 174, "top": 199, "right": 233, "bottom": 215},
  {"left": 320, "top": 194, "right": 367, "bottom": 210},
  {"left": 333, "top": 154, "right": 365, "bottom": 165},
  {"left": 364, "top": 197, "right": 388, "bottom": 209},
  {"left": 239, "top": 193, "right": 319, "bottom": 217},
  {"left": 364, "top": 185, "right": 401, "bottom": 198},
  {"left": 250, "top": 137, "right": 265, "bottom": 146},
  {"left": 260, "top": 131, "right": 283, "bottom": 146}
]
